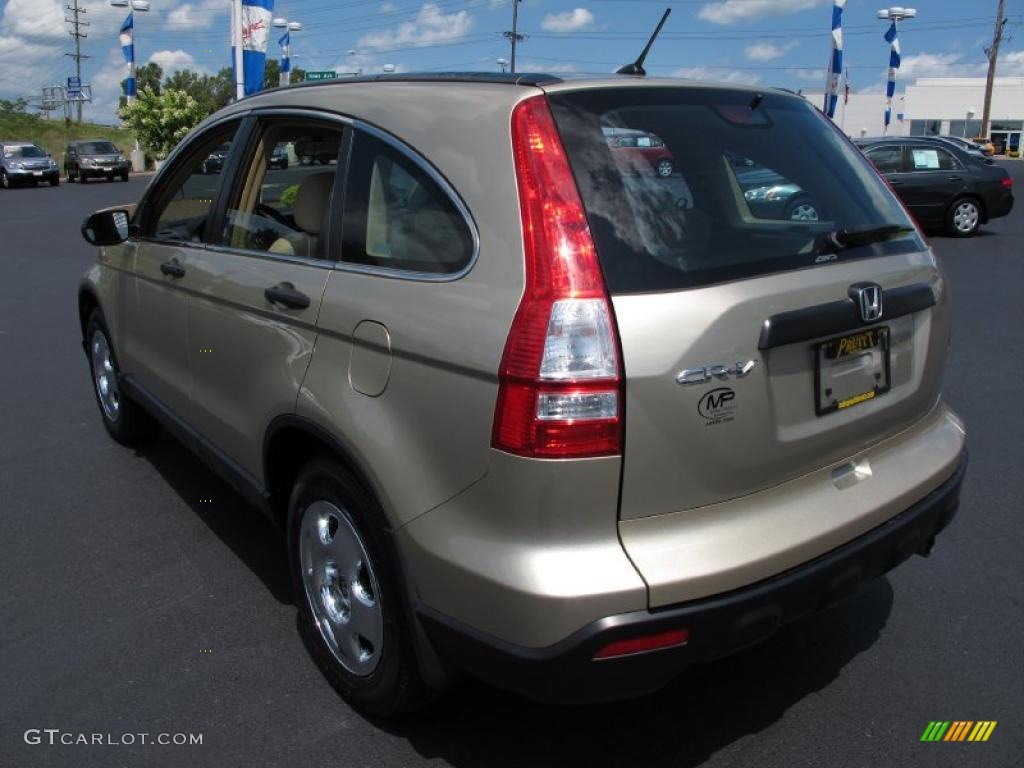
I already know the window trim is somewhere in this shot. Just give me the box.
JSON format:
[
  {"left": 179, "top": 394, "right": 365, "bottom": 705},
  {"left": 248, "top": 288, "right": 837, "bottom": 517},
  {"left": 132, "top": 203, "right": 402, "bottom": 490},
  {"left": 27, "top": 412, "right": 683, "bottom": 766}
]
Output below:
[{"left": 333, "top": 120, "right": 480, "bottom": 283}]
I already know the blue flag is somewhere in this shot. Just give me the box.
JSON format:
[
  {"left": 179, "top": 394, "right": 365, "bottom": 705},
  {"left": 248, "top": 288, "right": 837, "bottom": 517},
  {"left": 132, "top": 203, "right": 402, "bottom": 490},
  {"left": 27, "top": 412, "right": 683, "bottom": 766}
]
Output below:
[
  {"left": 824, "top": 0, "right": 845, "bottom": 119},
  {"left": 119, "top": 13, "right": 136, "bottom": 98},
  {"left": 233, "top": 0, "right": 275, "bottom": 96},
  {"left": 883, "top": 21, "right": 900, "bottom": 130},
  {"left": 279, "top": 30, "right": 290, "bottom": 86}
]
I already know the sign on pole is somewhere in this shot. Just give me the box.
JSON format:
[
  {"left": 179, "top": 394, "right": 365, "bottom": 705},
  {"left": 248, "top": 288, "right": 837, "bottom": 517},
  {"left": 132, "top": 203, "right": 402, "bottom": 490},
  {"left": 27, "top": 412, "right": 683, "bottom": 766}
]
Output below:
[
  {"left": 67, "top": 77, "right": 82, "bottom": 100},
  {"left": 304, "top": 71, "right": 337, "bottom": 81}
]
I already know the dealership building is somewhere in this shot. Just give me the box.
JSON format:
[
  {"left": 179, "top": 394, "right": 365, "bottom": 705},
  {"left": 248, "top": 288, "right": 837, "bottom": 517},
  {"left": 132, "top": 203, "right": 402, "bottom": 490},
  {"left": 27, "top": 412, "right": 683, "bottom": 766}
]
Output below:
[{"left": 806, "top": 76, "right": 1024, "bottom": 153}]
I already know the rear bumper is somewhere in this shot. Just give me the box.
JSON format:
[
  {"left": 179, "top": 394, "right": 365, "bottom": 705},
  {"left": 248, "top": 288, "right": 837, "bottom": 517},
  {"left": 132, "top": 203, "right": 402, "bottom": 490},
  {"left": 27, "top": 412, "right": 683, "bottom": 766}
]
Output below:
[{"left": 419, "top": 451, "right": 966, "bottom": 704}]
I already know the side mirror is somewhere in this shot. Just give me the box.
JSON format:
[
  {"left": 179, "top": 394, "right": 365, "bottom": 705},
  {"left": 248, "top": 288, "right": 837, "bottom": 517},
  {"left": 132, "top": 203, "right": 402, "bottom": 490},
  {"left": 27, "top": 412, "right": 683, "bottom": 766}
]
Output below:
[{"left": 82, "top": 209, "right": 131, "bottom": 246}]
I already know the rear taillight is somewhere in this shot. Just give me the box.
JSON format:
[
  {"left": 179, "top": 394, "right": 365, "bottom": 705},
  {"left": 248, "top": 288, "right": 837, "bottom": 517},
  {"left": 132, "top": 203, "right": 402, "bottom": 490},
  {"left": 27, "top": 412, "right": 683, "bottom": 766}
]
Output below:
[
  {"left": 1002, "top": 176, "right": 1013, "bottom": 189},
  {"left": 491, "top": 95, "right": 622, "bottom": 459}
]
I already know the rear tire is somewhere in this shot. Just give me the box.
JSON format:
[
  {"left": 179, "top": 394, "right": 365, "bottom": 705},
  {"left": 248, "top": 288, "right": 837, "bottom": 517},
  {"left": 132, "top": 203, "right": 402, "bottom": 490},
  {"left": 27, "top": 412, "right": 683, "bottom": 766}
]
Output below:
[
  {"left": 121, "top": 172, "right": 130, "bottom": 182},
  {"left": 287, "top": 456, "right": 429, "bottom": 716},
  {"left": 49, "top": 177, "right": 59, "bottom": 187},
  {"left": 85, "top": 309, "right": 157, "bottom": 446},
  {"left": 946, "top": 197, "right": 981, "bottom": 237}
]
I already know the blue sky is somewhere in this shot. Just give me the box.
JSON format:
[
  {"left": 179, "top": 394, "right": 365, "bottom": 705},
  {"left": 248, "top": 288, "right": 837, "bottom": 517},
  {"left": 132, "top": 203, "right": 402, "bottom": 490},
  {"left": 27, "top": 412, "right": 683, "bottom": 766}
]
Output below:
[{"left": 0, "top": 0, "right": 1020, "bottom": 122}]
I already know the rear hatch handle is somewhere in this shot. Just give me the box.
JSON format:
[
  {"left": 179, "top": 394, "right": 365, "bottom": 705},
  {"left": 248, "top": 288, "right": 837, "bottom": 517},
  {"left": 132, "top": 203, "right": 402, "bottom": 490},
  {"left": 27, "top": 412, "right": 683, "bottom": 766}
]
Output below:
[{"left": 758, "top": 282, "right": 936, "bottom": 350}]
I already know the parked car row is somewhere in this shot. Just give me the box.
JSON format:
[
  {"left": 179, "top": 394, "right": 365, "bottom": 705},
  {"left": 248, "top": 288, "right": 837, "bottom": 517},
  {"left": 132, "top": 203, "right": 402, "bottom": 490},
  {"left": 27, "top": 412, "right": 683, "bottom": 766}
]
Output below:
[{"left": 0, "top": 138, "right": 133, "bottom": 188}]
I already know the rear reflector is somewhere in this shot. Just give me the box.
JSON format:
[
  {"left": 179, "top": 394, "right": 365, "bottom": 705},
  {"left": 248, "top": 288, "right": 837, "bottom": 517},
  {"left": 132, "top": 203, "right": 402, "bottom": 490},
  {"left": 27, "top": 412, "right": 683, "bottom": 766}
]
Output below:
[
  {"left": 491, "top": 95, "right": 623, "bottom": 459},
  {"left": 592, "top": 628, "right": 690, "bottom": 660}
]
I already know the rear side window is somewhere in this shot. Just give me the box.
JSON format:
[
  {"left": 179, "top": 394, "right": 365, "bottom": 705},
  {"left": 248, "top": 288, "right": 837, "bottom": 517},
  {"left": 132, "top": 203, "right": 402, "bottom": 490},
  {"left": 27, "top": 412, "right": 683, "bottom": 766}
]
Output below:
[
  {"left": 341, "top": 131, "right": 473, "bottom": 275},
  {"left": 549, "top": 87, "right": 921, "bottom": 293}
]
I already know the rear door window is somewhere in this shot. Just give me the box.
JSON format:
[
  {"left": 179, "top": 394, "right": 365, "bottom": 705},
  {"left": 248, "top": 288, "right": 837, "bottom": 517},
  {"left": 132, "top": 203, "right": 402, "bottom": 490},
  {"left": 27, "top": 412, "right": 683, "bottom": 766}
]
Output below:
[
  {"left": 548, "top": 87, "right": 921, "bottom": 293},
  {"left": 908, "top": 146, "right": 961, "bottom": 171}
]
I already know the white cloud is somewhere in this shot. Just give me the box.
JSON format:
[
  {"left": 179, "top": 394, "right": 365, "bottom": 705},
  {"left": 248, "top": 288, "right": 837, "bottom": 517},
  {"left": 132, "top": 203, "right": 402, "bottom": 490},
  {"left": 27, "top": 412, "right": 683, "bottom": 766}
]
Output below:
[
  {"left": 699, "top": 0, "right": 826, "bottom": 26},
  {"left": 357, "top": 3, "right": 474, "bottom": 50},
  {"left": 672, "top": 67, "right": 760, "bottom": 85},
  {"left": 149, "top": 50, "right": 198, "bottom": 74},
  {"left": 1, "top": 0, "right": 67, "bottom": 40},
  {"left": 744, "top": 40, "right": 798, "bottom": 62},
  {"left": 0, "top": 35, "right": 61, "bottom": 98},
  {"left": 541, "top": 8, "right": 595, "bottom": 33},
  {"left": 166, "top": 0, "right": 226, "bottom": 31}
]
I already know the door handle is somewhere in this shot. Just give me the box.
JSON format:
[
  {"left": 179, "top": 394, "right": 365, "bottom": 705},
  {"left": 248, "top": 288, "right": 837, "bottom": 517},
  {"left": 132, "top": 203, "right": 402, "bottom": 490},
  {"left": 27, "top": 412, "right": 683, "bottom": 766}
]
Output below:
[
  {"left": 160, "top": 259, "right": 186, "bottom": 278},
  {"left": 265, "top": 282, "right": 310, "bottom": 309},
  {"left": 889, "top": 179, "right": 904, "bottom": 186},
  {"left": 947, "top": 175, "right": 963, "bottom": 182}
]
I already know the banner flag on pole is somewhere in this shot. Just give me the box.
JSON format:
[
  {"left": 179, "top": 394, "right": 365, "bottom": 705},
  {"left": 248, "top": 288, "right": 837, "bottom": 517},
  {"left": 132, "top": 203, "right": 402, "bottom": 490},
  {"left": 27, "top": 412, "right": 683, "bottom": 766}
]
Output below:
[
  {"left": 824, "top": 0, "right": 845, "bottom": 118},
  {"left": 279, "top": 30, "right": 290, "bottom": 87},
  {"left": 883, "top": 20, "right": 900, "bottom": 130},
  {"left": 120, "top": 13, "right": 136, "bottom": 98},
  {"left": 232, "top": 0, "right": 275, "bottom": 96}
]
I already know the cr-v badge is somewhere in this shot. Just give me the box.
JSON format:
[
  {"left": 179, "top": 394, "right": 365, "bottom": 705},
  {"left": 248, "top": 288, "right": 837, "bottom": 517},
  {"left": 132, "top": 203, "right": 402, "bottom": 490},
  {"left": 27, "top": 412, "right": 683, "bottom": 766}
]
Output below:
[{"left": 676, "top": 360, "right": 757, "bottom": 386}]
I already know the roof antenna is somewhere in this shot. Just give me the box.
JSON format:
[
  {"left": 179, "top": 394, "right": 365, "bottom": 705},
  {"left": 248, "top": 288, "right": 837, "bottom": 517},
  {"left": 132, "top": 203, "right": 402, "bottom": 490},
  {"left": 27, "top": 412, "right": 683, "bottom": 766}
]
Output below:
[{"left": 616, "top": 8, "right": 672, "bottom": 76}]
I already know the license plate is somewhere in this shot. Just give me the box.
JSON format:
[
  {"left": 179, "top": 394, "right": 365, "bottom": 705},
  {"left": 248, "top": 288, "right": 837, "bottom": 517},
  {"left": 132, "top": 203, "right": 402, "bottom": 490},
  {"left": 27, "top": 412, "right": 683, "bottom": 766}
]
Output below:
[
  {"left": 32, "top": 171, "right": 43, "bottom": 176},
  {"left": 814, "top": 326, "right": 890, "bottom": 415}
]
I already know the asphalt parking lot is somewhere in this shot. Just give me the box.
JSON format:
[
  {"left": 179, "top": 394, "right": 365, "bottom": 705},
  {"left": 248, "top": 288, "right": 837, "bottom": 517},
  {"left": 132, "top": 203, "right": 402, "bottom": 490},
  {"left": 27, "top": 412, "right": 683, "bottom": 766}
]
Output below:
[{"left": 1, "top": 163, "right": 1021, "bottom": 768}]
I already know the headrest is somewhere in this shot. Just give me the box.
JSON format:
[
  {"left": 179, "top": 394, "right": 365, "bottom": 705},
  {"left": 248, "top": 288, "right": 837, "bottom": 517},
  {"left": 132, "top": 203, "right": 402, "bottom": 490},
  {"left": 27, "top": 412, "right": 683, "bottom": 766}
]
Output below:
[{"left": 293, "top": 172, "right": 334, "bottom": 235}]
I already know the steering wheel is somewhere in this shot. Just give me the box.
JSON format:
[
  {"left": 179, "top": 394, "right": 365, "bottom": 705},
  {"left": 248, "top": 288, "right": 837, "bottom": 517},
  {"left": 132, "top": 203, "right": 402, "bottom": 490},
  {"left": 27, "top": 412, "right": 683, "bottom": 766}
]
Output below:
[{"left": 256, "top": 203, "right": 292, "bottom": 228}]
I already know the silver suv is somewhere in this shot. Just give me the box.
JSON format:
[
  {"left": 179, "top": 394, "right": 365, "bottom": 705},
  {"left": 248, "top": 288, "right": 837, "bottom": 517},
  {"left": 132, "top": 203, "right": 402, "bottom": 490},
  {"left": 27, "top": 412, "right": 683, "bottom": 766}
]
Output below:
[
  {"left": 1, "top": 141, "right": 60, "bottom": 187},
  {"left": 78, "top": 74, "right": 967, "bottom": 714}
]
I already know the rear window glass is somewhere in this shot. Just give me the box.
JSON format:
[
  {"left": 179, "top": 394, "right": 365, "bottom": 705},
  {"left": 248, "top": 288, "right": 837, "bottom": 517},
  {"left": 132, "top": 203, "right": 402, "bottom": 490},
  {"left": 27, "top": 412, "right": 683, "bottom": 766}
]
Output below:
[{"left": 548, "top": 87, "right": 922, "bottom": 293}]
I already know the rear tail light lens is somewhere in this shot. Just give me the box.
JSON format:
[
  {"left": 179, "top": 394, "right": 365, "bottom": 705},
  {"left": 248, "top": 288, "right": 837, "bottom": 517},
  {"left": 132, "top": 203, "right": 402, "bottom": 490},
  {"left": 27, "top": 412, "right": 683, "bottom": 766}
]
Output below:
[
  {"left": 1002, "top": 176, "right": 1013, "bottom": 188},
  {"left": 492, "top": 95, "right": 622, "bottom": 459}
]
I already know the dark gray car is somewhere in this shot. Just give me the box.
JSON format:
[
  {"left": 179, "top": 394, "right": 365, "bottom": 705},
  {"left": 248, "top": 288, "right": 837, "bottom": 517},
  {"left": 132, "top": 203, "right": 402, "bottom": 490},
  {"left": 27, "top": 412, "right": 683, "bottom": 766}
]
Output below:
[
  {"left": 0, "top": 141, "right": 59, "bottom": 188},
  {"left": 65, "top": 139, "right": 130, "bottom": 183}
]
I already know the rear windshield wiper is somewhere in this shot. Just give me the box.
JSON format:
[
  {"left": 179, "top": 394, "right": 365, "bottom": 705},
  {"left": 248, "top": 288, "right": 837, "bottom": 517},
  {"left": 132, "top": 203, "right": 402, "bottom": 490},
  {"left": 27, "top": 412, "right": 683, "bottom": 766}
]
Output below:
[{"left": 818, "top": 225, "right": 914, "bottom": 254}]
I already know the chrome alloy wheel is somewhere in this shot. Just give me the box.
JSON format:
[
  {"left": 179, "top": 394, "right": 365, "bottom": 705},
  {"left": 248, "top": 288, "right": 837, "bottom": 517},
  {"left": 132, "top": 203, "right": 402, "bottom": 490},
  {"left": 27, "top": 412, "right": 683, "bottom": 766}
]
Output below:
[
  {"left": 789, "top": 202, "right": 819, "bottom": 221},
  {"left": 953, "top": 200, "right": 979, "bottom": 234},
  {"left": 90, "top": 329, "right": 121, "bottom": 421},
  {"left": 299, "top": 500, "right": 383, "bottom": 676}
]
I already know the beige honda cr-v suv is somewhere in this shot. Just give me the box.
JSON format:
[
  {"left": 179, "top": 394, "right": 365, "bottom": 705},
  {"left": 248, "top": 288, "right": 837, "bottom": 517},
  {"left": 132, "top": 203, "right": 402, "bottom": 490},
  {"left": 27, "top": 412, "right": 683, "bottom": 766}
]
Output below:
[{"left": 78, "top": 73, "right": 967, "bottom": 715}]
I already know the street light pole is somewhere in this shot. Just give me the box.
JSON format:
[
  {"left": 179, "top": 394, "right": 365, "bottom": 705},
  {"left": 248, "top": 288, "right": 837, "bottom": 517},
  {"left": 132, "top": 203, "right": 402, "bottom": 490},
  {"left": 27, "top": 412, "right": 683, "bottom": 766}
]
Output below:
[
  {"left": 232, "top": 0, "right": 244, "bottom": 100},
  {"left": 877, "top": 6, "right": 916, "bottom": 136},
  {"left": 273, "top": 18, "right": 302, "bottom": 86}
]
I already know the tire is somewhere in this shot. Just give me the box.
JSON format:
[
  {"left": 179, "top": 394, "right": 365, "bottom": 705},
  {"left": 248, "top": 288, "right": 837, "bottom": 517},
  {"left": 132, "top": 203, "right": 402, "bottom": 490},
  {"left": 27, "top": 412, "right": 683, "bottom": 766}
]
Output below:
[
  {"left": 85, "top": 309, "right": 157, "bottom": 446},
  {"left": 0, "top": 170, "right": 10, "bottom": 189},
  {"left": 656, "top": 159, "right": 674, "bottom": 178},
  {"left": 946, "top": 197, "right": 981, "bottom": 237},
  {"left": 121, "top": 172, "right": 130, "bottom": 182},
  {"left": 49, "top": 176, "right": 59, "bottom": 187},
  {"left": 300, "top": 155, "right": 313, "bottom": 166},
  {"left": 785, "top": 197, "right": 820, "bottom": 222},
  {"left": 288, "top": 456, "right": 429, "bottom": 716},
  {"left": 81, "top": 173, "right": 89, "bottom": 184}
]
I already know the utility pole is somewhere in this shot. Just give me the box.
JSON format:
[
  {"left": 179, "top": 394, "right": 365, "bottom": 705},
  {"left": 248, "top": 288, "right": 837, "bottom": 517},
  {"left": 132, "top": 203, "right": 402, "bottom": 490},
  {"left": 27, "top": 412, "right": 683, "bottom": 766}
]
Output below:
[
  {"left": 504, "top": 0, "right": 524, "bottom": 74},
  {"left": 65, "top": 0, "right": 91, "bottom": 122},
  {"left": 980, "top": 0, "right": 1007, "bottom": 140}
]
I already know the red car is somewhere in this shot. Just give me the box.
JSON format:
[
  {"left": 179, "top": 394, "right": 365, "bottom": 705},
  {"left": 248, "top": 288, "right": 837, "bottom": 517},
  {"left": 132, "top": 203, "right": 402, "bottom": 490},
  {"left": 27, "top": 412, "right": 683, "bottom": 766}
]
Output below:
[{"left": 603, "top": 127, "right": 674, "bottom": 177}]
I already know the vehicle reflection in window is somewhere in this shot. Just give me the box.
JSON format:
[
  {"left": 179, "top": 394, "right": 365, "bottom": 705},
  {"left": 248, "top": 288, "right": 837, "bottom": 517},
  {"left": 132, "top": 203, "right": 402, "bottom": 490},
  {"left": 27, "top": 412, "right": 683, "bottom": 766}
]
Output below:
[
  {"left": 727, "top": 152, "right": 820, "bottom": 222},
  {"left": 602, "top": 127, "right": 675, "bottom": 178}
]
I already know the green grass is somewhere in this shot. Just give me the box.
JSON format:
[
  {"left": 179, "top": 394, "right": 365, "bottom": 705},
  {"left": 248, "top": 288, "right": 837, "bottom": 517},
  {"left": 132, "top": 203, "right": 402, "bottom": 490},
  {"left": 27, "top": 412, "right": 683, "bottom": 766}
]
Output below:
[{"left": 0, "top": 113, "right": 136, "bottom": 162}]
